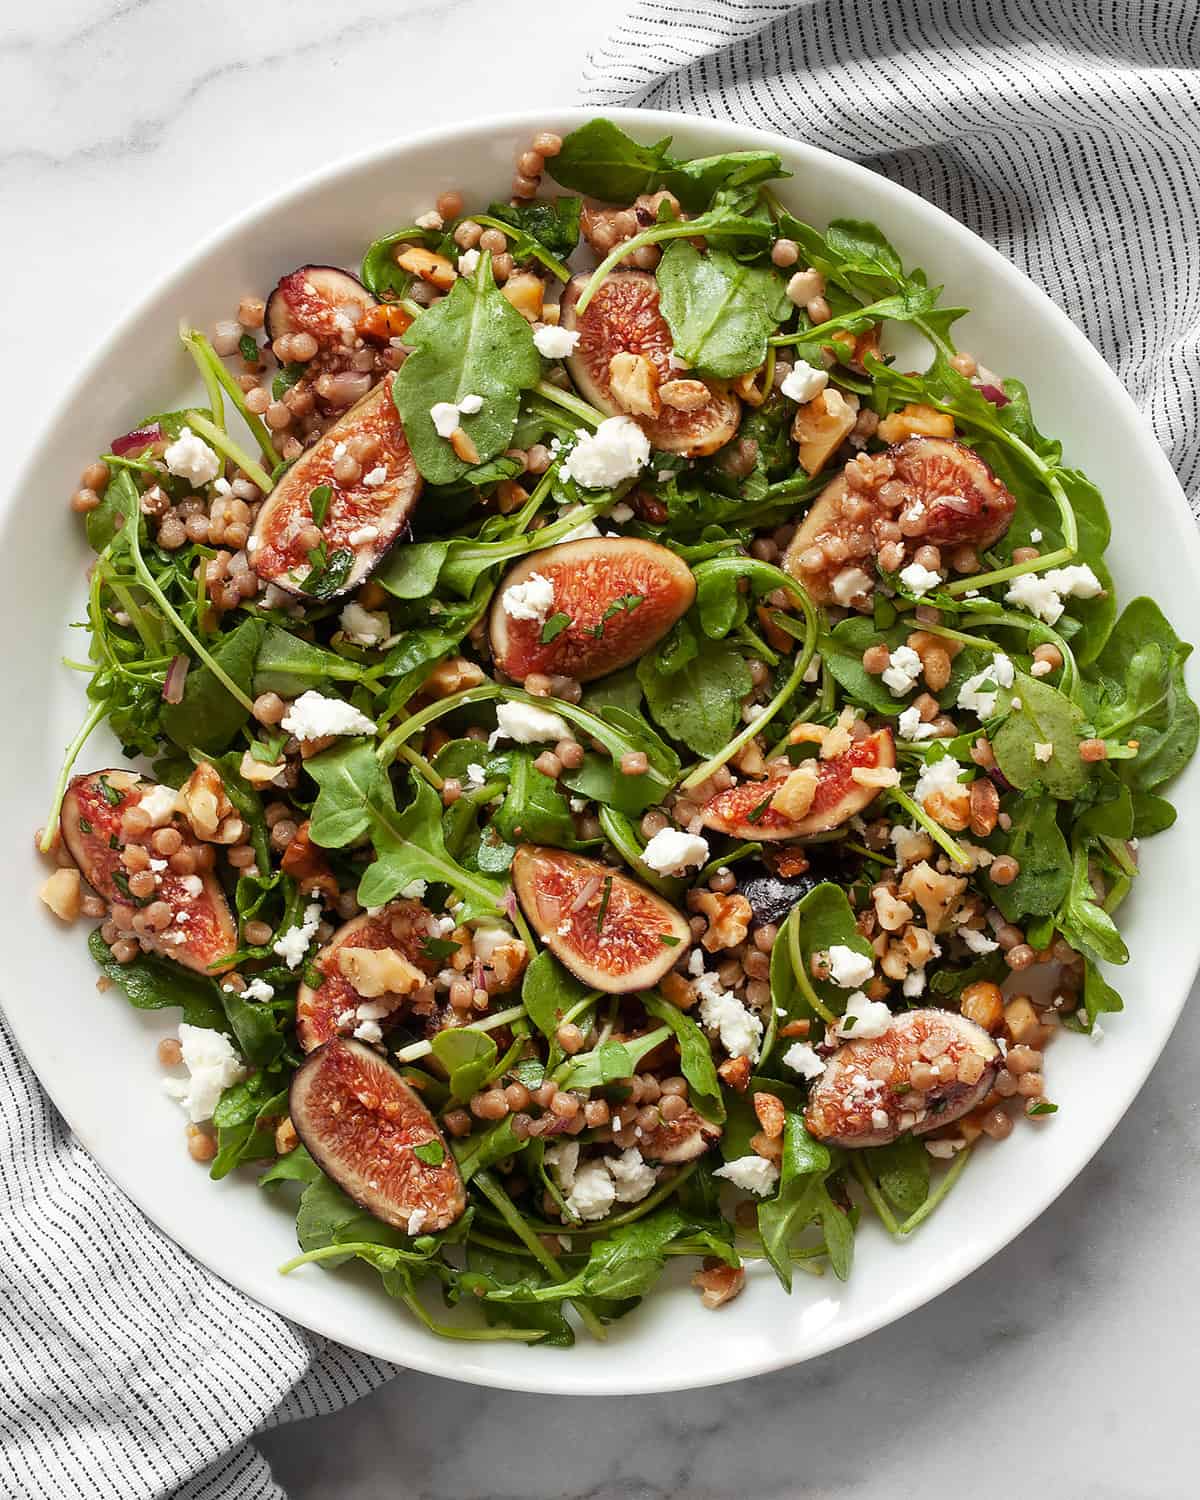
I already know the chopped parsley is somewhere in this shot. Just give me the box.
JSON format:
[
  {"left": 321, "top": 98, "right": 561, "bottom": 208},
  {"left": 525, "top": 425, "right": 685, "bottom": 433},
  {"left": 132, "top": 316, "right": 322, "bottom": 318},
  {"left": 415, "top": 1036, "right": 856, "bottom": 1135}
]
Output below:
[
  {"left": 540, "top": 611, "right": 571, "bottom": 644},
  {"left": 308, "top": 484, "right": 333, "bottom": 529},
  {"left": 413, "top": 1139, "right": 446, "bottom": 1166},
  {"left": 589, "top": 593, "right": 643, "bottom": 638}
]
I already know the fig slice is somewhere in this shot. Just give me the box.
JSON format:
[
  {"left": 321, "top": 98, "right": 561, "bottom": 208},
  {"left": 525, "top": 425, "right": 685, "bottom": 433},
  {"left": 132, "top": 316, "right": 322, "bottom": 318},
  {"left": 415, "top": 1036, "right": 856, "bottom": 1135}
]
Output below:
[
  {"left": 264, "top": 265, "right": 377, "bottom": 352},
  {"left": 296, "top": 900, "right": 440, "bottom": 1053},
  {"left": 489, "top": 536, "right": 696, "bottom": 684},
  {"left": 559, "top": 271, "right": 740, "bottom": 456},
  {"left": 60, "top": 770, "right": 237, "bottom": 975},
  {"left": 638, "top": 1105, "right": 722, "bottom": 1163},
  {"left": 248, "top": 381, "right": 422, "bottom": 598},
  {"left": 805, "top": 1009, "right": 1000, "bottom": 1148},
  {"left": 784, "top": 437, "right": 1017, "bottom": 605},
  {"left": 700, "top": 729, "right": 896, "bottom": 842},
  {"left": 290, "top": 1037, "right": 466, "bottom": 1233},
  {"left": 512, "top": 846, "right": 690, "bottom": 993}
]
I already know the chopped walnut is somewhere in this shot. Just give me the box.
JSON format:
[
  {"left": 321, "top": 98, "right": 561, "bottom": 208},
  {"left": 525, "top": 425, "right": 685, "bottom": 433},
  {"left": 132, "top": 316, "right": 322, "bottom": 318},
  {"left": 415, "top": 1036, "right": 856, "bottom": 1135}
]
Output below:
[
  {"left": 692, "top": 1262, "right": 746, "bottom": 1309},
  {"left": 336, "top": 946, "right": 425, "bottom": 999},
  {"left": 425, "top": 656, "right": 485, "bottom": 697},
  {"left": 238, "top": 750, "right": 287, "bottom": 788},
  {"left": 770, "top": 762, "right": 818, "bottom": 820},
  {"left": 280, "top": 820, "right": 339, "bottom": 900},
  {"left": 692, "top": 891, "right": 753, "bottom": 952},
  {"left": 608, "top": 351, "right": 661, "bottom": 418},
  {"left": 899, "top": 860, "right": 967, "bottom": 933},
  {"left": 877, "top": 402, "right": 955, "bottom": 445},
  {"left": 660, "top": 971, "right": 698, "bottom": 1010},
  {"left": 872, "top": 884, "right": 914, "bottom": 932},
  {"left": 793, "top": 388, "right": 859, "bottom": 474},
  {"left": 753, "top": 1091, "right": 786, "bottom": 1139},
  {"left": 749, "top": 1129, "right": 783, "bottom": 1163},
  {"left": 718, "top": 1055, "right": 752, "bottom": 1092},
  {"left": 39, "top": 868, "right": 81, "bottom": 922},
  {"left": 274, "top": 1116, "right": 298, "bottom": 1154},
  {"left": 484, "top": 939, "right": 528, "bottom": 992},
  {"left": 659, "top": 378, "right": 712, "bottom": 412},
  {"left": 179, "top": 762, "right": 231, "bottom": 841}
]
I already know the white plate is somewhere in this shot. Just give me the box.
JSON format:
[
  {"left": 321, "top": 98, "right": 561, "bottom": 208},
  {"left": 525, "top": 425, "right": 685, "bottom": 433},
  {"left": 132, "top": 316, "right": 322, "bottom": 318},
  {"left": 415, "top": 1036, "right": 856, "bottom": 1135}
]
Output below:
[{"left": 4, "top": 109, "right": 1199, "bottom": 1395}]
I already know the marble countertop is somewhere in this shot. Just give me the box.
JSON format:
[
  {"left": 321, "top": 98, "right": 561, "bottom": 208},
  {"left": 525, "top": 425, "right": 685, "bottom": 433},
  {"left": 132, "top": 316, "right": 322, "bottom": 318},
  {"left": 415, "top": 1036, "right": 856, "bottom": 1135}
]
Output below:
[{"left": 4, "top": 4, "right": 1198, "bottom": 1496}]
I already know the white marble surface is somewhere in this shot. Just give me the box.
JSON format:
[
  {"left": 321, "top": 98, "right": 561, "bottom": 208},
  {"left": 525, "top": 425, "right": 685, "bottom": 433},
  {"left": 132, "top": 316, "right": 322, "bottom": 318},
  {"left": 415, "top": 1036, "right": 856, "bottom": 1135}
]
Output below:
[{"left": 4, "top": 4, "right": 1199, "bottom": 1496}]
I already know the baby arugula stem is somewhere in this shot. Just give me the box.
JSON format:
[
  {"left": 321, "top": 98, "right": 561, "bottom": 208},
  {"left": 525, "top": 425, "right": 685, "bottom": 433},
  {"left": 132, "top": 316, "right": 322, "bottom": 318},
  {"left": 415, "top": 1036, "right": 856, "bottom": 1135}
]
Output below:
[
  {"left": 184, "top": 410, "right": 275, "bottom": 496},
  {"left": 181, "top": 327, "right": 281, "bottom": 466},
  {"left": 850, "top": 1156, "right": 901, "bottom": 1236},
  {"left": 898, "top": 1146, "right": 973, "bottom": 1234},
  {"left": 38, "top": 699, "right": 109, "bottom": 851},
  {"left": 783, "top": 905, "right": 838, "bottom": 1027},
  {"left": 532, "top": 379, "right": 605, "bottom": 430},
  {"left": 392, "top": 1003, "right": 525, "bottom": 1064},
  {"left": 888, "top": 785, "right": 971, "bottom": 868}
]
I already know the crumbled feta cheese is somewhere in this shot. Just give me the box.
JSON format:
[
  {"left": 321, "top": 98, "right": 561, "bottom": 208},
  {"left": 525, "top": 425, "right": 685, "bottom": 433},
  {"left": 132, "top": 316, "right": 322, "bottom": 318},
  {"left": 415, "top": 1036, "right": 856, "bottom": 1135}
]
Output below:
[
  {"left": 273, "top": 901, "right": 323, "bottom": 969},
  {"left": 1030, "top": 659, "right": 1053, "bottom": 678},
  {"left": 782, "top": 1042, "right": 826, "bottom": 1080},
  {"left": 459, "top": 394, "right": 483, "bottom": 415},
  {"left": 430, "top": 401, "right": 463, "bottom": 438},
  {"left": 1005, "top": 564, "right": 1102, "bottom": 625},
  {"left": 914, "top": 754, "right": 964, "bottom": 810},
  {"left": 532, "top": 323, "right": 580, "bottom": 359},
  {"left": 780, "top": 360, "right": 829, "bottom": 404},
  {"left": 281, "top": 690, "right": 375, "bottom": 741},
  {"left": 899, "top": 561, "right": 942, "bottom": 596},
  {"left": 489, "top": 701, "right": 571, "bottom": 747},
  {"left": 339, "top": 601, "right": 389, "bottom": 645},
  {"left": 1091, "top": 1019, "right": 1105, "bottom": 1043},
  {"left": 162, "top": 1024, "right": 246, "bottom": 1123},
  {"left": 415, "top": 210, "right": 443, "bottom": 231},
  {"left": 958, "top": 926, "right": 999, "bottom": 955},
  {"left": 470, "top": 922, "right": 515, "bottom": 963},
  {"left": 332, "top": 443, "right": 348, "bottom": 460},
  {"left": 1010, "top": 697, "right": 1022, "bottom": 710},
  {"left": 957, "top": 652, "right": 1015, "bottom": 719},
  {"left": 164, "top": 427, "right": 221, "bottom": 487},
  {"left": 713, "top": 1155, "right": 780, "bottom": 1196},
  {"left": 687, "top": 947, "right": 706, "bottom": 978},
  {"left": 898, "top": 705, "right": 938, "bottom": 741},
  {"left": 180, "top": 874, "right": 203, "bottom": 899},
  {"left": 138, "top": 784, "right": 179, "bottom": 826},
  {"left": 560, "top": 417, "right": 649, "bottom": 489},
  {"left": 902, "top": 967, "right": 928, "bottom": 998},
  {"left": 565, "top": 1159, "right": 617, "bottom": 1221},
  {"left": 610, "top": 501, "right": 635, "bottom": 523},
  {"left": 457, "top": 248, "right": 480, "bottom": 276},
  {"left": 241, "top": 977, "right": 275, "bottom": 1002},
  {"left": 833, "top": 997, "right": 893, "bottom": 1040},
  {"left": 1029, "top": 529, "right": 1043, "bottom": 543},
  {"left": 641, "top": 828, "right": 709, "bottom": 876},
  {"left": 466, "top": 762, "right": 487, "bottom": 787},
  {"left": 406, "top": 1208, "right": 428, "bottom": 1236},
  {"left": 1033, "top": 741, "right": 1054, "bottom": 763},
  {"left": 698, "top": 980, "right": 763, "bottom": 1060},
  {"left": 607, "top": 1148, "right": 657, "bottom": 1204},
  {"left": 362, "top": 465, "right": 387, "bottom": 487},
  {"left": 501, "top": 571, "right": 556, "bottom": 623},
  {"left": 399, "top": 878, "right": 428, "bottom": 900},
  {"left": 827, "top": 944, "right": 875, "bottom": 989},
  {"left": 831, "top": 566, "right": 873, "bottom": 606},
  {"left": 882, "top": 644, "right": 924, "bottom": 697},
  {"left": 353, "top": 1020, "right": 384, "bottom": 1043}
]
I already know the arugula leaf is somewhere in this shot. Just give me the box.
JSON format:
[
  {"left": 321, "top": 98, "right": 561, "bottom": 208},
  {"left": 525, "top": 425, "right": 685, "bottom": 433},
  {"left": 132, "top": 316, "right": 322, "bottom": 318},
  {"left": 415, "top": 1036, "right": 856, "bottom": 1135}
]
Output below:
[
  {"left": 1056, "top": 836, "right": 1129, "bottom": 967},
  {"left": 560, "top": 1027, "right": 671, "bottom": 1089},
  {"left": 305, "top": 739, "right": 384, "bottom": 848},
  {"left": 638, "top": 638, "right": 752, "bottom": 756},
  {"left": 252, "top": 624, "right": 365, "bottom": 698},
  {"left": 642, "top": 993, "right": 725, "bottom": 1124},
  {"left": 769, "top": 885, "right": 876, "bottom": 1030},
  {"left": 486, "top": 197, "right": 581, "bottom": 259},
  {"left": 521, "top": 949, "right": 593, "bottom": 1040},
  {"left": 1077, "top": 957, "right": 1124, "bottom": 1033},
  {"left": 391, "top": 254, "right": 541, "bottom": 484},
  {"left": 431, "top": 1029, "right": 499, "bottom": 1103},
  {"left": 87, "top": 928, "right": 226, "bottom": 1030},
  {"left": 360, "top": 224, "right": 432, "bottom": 298},
  {"left": 865, "top": 1137, "right": 930, "bottom": 1218},
  {"left": 821, "top": 617, "right": 911, "bottom": 716},
  {"left": 993, "top": 672, "right": 1087, "bottom": 798},
  {"left": 161, "top": 617, "right": 263, "bottom": 756},
  {"left": 988, "top": 794, "right": 1071, "bottom": 921},
  {"left": 656, "top": 240, "right": 790, "bottom": 378},
  {"left": 490, "top": 750, "right": 578, "bottom": 848},
  {"left": 757, "top": 1113, "right": 840, "bottom": 1289},
  {"left": 259, "top": 1143, "right": 321, "bottom": 1187}
]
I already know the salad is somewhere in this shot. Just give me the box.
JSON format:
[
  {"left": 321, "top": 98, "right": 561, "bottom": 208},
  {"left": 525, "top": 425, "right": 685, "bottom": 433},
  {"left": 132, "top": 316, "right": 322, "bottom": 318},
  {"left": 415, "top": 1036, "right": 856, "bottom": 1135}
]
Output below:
[{"left": 35, "top": 118, "right": 1198, "bottom": 1346}]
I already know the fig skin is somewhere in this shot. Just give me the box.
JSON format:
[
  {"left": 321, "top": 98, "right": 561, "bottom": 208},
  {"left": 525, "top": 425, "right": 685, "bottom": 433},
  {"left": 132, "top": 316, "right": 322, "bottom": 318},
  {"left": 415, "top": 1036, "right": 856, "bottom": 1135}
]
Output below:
[
  {"left": 783, "top": 437, "right": 1017, "bottom": 605},
  {"left": 805, "top": 1009, "right": 1000, "bottom": 1148},
  {"left": 489, "top": 536, "right": 696, "bottom": 684},
  {"left": 60, "top": 770, "right": 237, "bottom": 975},
  {"left": 290, "top": 1038, "right": 466, "bottom": 1233},
  {"left": 512, "top": 846, "right": 690, "bottom": 993},
  {"left": 248, "top": 380, "right": 422, "bottom": 598},
  {"left": 700, "top": 729, "right": 896, "bottom": 841},
  {"left": 265, "top": 265, "right": 377, "bottom": 352},
  {"left": 559, "top": 271, "right": 740, "bottom": 456},
  {"left": 296, "top": 900, "right": 440, "bottom": 1053}
]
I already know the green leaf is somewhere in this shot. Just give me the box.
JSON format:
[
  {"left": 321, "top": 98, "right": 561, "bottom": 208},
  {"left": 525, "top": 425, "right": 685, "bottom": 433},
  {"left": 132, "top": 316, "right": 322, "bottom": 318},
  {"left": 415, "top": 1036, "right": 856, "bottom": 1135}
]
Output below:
[
  {"left": 866, "top": 1137, "right": 930, "bottom": 1217},
  {"left": 490, "top": 751, "right": 578, "bottom": 848},
  {"left": 220, "top": 986, "right": 285, "bottom": 1068},
  {"left": 1056, "top": 837, "right": 1129, "bottom": 967},
  {"left": 821, "top": 617, "right": 911, "bottom": 716},
  {"left": 560, "top": 1027, "right": 671, "bottom": 1089},
  {"left": 161, "top": 617, "right": 263, "bottom": 756},
  {"left": 391, "top": 256, "right": 541, "bottom": 484},
  {"left": 431, "top": 1028, "right": 499, "bottom": 1103},
  {"left": 360, "top": 224, "right": 430, "bottom": 298},
  {"left": 1079, "top": 958, "right": 1123, "bottom": 1033},
  {"left": 993, "top": 671, "right": 1087, "bottom": 798},
  {"left": 642, "top": 992, "right": 725, "bottom": 1124},
  {"left": 655, "top": 240, "right": 789, "bottom": 378},
  {"left": 757, "top": 1112, "right": 837, "bottom": 1290},
  {"left": 87, "top": 928, "right": 226, "bottom": 1030},
  {"left": 485, "top": 197, "right": 581, "bottom": 260},
  {"left": 306, "top": 739, "right": 386, "bottom": 848},
  {"left": 521, "top": 950, "right": 592, "bottom": 1040},
  {"left": 252, "top": 624, "right": 364, "bottom": 698},
  {"left": 638, "top": 638, "right": 752, "bottom": 756},
  {"left": 773, "top": 884, "right": 876, "bottom": 1026},
  {"left": 376, "top": 540, "right": 452, "bottom": 601},
  {"left": 988, "top": 795, "right": 1071, "bottom": 921}
]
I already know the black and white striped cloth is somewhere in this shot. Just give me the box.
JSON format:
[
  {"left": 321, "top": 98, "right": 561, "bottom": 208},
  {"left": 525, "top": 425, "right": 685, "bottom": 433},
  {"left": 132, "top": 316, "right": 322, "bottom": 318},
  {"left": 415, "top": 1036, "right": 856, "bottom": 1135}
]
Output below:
[
  {"left": 6, "top": 5, "right": 1200, "bottom": 1497},
  {"left": 583, "top": 0, "right": 1200, "bottom": 509}
]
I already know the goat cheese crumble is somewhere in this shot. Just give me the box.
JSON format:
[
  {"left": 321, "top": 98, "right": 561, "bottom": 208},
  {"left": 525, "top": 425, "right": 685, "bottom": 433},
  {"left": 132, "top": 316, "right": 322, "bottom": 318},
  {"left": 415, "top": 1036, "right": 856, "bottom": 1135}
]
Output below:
[
  {"left": 162, "top": 1024, "right": 246, "bottom": 1123},
  {"left": 164, "top": 427, "right": 221, "bottom": 487},
  {"left": 882, "top": 644, "right": 924, "bottom": 697},
  {"left": 827, "top": 944, "right": 876, "bottom": 989},
  {"left": 641, "top": 827, "right": 709, "bottom": 876},
  {"left": 833, "top": 997, "right": 893, "bottom": 1040},
  {"left": 697, "top": 975, "right": 763, "bottom": 1060},
  {"left": 914, "top": 754, "right": 964, "bottom": 809},
  {"left": 138, "top": 784, "right": 179, "bottom": 826},
  {"left": 281, "top": 691, "right": 375, "bottom": 742},
  {"left": 532, "top": 324, "right": 580, "bottom": 359},
  {"left": 714, "top": 1155, "right": 780, "bottom": 1196},
  {"left": 273, "top": 901, "right": 323, "bottom": 969},
  {"left": 898, "top": 705, "right": 938, "bottom": 741},
  {"left": 898, "top": 561, "right": 942, "bottom": 596},
  {"left": 1004, "top": 564, "right": 1103, "bottom": 625},
  {"left": 957, "top": 652, "right": 1015, "bottom": 719},
  {"left": 560, "top": 417, "right": 649, "bottom": 488},
  {"left": 782, "top": 1042, "right": 826, "bottom": 1080},
  {"left": 339, "top": 601, "right": 389, "bottom": 644},
  {"left": 501, "top": 571, "right": 555, "bottom": 623},
  {"left": 488, "top": 701, "right": 571, "bottom": 748},
  {"left": 780, "top": 360, "right": 829, "bottom": 404}
]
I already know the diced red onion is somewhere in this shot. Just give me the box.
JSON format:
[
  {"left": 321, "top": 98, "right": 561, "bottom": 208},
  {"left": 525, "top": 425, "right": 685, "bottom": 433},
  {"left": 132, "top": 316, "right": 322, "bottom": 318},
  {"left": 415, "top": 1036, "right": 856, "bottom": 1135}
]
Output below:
[
  {"left": 162, "top": 655, "right": 189, "bottom": 704},
  {"left": 988, "top": 765, "right": 1014, "bottom": 795},
  {"left": 977, "top": 383, "right": 1009, "bottom": 408},
  {"left": 111, "top": 422, "right": 163, "bottom": 456},
  {"left": 570, "top": 874, "right": 602, "bottom": 912},
  {"left": 503, "top": 887, "right": 518, "bottom": 920}
]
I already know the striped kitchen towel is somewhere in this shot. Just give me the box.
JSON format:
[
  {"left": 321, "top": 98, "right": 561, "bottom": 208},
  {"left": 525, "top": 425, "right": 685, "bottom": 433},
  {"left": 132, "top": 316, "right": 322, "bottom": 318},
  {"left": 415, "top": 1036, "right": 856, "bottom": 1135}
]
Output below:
[{"left": 582, "top": 0, "right": 1200, "bottom": 508}]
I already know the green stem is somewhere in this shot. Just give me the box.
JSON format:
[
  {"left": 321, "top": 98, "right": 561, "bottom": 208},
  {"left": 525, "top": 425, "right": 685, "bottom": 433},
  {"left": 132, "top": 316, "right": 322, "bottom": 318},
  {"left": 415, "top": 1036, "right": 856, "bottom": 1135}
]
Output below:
[
  {"left": 533, "top": 379, "right": 605, "bottom": 430},
  {"left": 784, "top": 905, "right": 838, "bottom": 1027},
  {"left": 39, "top": 698, "right": 108, "bottom": 851},
  {"left": 184, "top": 410, "right": 275, "bottom": 495},
  {"left": 899, "top": 1146, "right": 972, "bottom": 1234},
  {"left": 392, "top": 1004, "right": 525, "bottom": 1064},
  {"left": 889, "top": 785, "right": 971, "bottom": 868},
  {"left": 850, "top": 1156, "right": 901, "bottom": 1236},
  {"left": 182, "top": 327, "right": 280, "bottom": 465}
]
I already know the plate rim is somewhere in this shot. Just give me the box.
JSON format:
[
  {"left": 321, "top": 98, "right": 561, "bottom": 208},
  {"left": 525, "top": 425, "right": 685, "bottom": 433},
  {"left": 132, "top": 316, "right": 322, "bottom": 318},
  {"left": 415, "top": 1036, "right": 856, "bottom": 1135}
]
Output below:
[{"left": 5, "top": 104, "right": 1200, "bottom": 1394}]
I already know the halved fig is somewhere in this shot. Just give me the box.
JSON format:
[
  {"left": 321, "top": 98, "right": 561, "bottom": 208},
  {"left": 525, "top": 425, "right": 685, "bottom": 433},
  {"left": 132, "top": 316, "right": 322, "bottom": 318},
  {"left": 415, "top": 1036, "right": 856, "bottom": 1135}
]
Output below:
[
  {"left": 805, "top": 1009, "right": 999, "bottom": 1148},
  {"left": 290, "top": 1037, "right": 465, "bottom": 1233},
  {"left": 638, "top": 1105, "right": 722, "bottom": 1163},
  {"left": 700, "top": 729, "right": 896, "bottom": 842},
  {"left": 296, "top": 900, "right": 440, "bottom": 1053},
  {"left": 489, "top": 537, "right": 695, "bottom": 684},
  {"left": 512, "top": 846, "right": 689, "bottom": 993},
  {"left": 560, "top": 271, "right": 740, "bottom": 456},
  {"left": 60, "top": 771, "right": 237, "bottom": 975},
  {"left": 784, "top": 437, "right": 1016, "bottom": 605},
  {"left": 249, "top": 381, "right": 422, "bottom": 598},
  {"left": 265, "top": 265, "right": 377, "bottom": 353}
]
